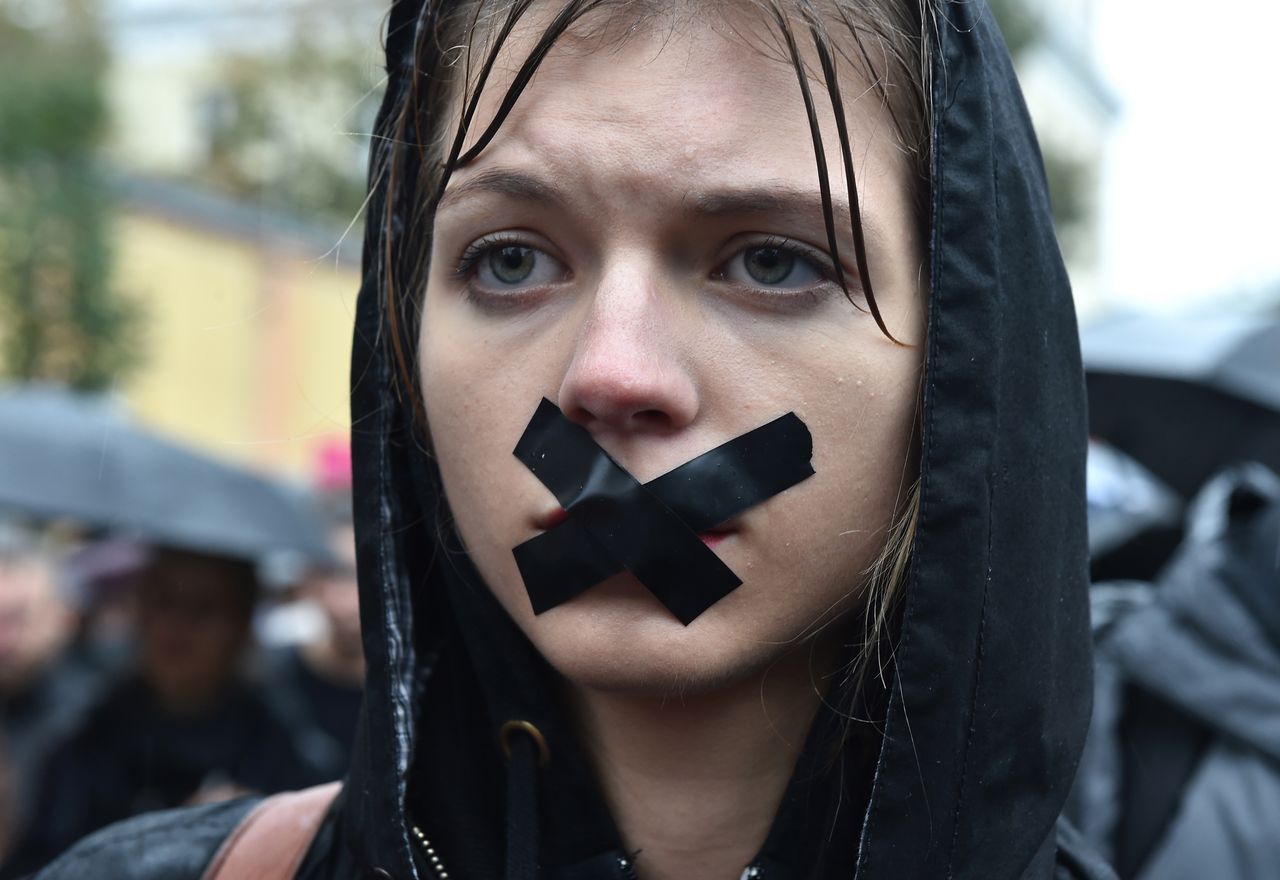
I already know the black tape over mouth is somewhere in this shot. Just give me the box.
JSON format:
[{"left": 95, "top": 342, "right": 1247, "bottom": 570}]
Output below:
[{"left": 512, "top": 399, "right": 815, "bottom": 625}]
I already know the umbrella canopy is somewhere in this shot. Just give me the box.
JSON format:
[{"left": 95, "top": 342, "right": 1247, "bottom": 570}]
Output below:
[
  {"left": 1082, "top": 313, "right": 1280, "bottom": 498},
  {"left": 1086, "top": 438, "right": 1185, "bottom": 582},
  {"left": 1086, "top": 438, "right": 1182, "bottom": 556},
  {"left": 0, "top": 384, "right": 331, "bottom": 565}
]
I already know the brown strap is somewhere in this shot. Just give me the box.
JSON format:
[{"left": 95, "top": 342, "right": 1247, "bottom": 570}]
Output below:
[{"left": 201, "top": 782, "right": 342, "bottom": 880}]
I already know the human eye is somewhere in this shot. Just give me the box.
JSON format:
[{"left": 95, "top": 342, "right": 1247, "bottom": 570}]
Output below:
[
  {"left": 715, "top": 238, "right": 838, "bottom": 295},
  {"left": 453, "top": 233, "right": 570, "bottom": 301}
]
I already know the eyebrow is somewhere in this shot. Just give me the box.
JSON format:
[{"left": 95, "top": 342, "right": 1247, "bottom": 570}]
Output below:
[
  {"left": 691, "top": 185, "right": 888, "bottom": 253},
  {"left": 689, "top": 185, "right": 845, "bottom": 223},
  {"left": 436, "top": 168, "right": 566, "bottom": 214},
  {"left": 437, "top": 169, "right": 881, "bottom": 249}
]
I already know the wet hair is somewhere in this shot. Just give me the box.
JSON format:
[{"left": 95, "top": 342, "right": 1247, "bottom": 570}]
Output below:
[
  {"left": 374, "top": 0, "right": 933, "bottom": 712},
  {"left": 378, "top": 0, "right": 934, "bottom": 378}
]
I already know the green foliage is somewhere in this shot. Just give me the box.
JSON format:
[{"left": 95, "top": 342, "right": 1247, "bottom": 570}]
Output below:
[
  {"left": 986, "top": 0, "right": 1039, "bottom": 59},
  {"left": 986, "top": 0, "right": 1091, "bottom": 244},
  {"left": 1042, "top": 149, "right": 1093, "bottom": 257},
  {"left": 0, "top": 0, "right": 142, "bottom": 391},
  {"left": 201, "top": 10, "right": 379, "bottom": 226}
]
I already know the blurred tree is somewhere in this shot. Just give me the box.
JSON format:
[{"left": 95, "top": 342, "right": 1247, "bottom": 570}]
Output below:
[
  {"left": 0, "top": 0, "right": 142, "bottom": 391},
  {"left": 200, "top": 6, "right": 380, "bottom": 227},
  {"left": 988, "top": 0, "right": 1093, "bottom": 253}
]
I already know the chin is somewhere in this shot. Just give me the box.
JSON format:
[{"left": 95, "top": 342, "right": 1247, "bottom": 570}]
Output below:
[{"left": 514, "top": 577, "right": 782, "bottom": 697}]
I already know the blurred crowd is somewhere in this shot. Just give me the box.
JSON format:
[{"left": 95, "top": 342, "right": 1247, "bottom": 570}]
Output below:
[
  {"left": 0, "top": 434, "right": 363, "bottom": 878},
  {"left": 1065, "top": 314, "right": 1280, "bottom": 878},
  {"left": 1070, "top": 461, "right": 1280, "bottom": 879}
]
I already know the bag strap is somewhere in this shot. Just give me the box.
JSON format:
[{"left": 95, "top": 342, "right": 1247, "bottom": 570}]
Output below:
[{"left": 202, "top": 782, "right": 342, "bottom": 880}]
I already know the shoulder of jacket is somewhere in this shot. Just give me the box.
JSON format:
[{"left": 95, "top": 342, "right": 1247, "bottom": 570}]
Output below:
[
  {"left": 1054, "top": 817, "right": 1118, "bottom": 880},
  {"left": 33, "top": 797, "right": 261, "bottom": 880}
]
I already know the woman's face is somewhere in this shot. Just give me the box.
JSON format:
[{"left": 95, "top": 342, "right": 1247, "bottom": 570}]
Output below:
[{"left": 420, "top": 11, "right": 925, "bottom": 695}]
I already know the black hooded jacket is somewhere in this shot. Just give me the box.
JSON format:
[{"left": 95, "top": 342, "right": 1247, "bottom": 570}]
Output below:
[{"left": 30, "top": 2, "right": 1112, "bottom": 877}]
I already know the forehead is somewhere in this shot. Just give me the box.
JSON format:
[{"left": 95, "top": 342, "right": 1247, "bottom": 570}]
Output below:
[{"left": 445, "top": 7, "right": 907, "bottom": 208}]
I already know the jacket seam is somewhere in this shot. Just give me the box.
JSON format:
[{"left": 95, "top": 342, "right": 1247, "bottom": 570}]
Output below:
[
  {"left": 943, "top": 33, "right": 1002, "bottom": 877},
  {"left": 857, "top": 17, "right": 950, "bottom": 873}
]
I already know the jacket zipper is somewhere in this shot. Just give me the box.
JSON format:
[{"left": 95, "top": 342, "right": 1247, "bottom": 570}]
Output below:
[
  {"left": 411, "top": 830, "right": 646, "bottom": 880},
  {"left": 411, "top": 826, "right": 450, "bottom": 879}
]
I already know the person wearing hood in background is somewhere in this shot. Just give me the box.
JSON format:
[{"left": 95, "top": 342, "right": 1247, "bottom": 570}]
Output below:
[
  {"left": 29, "top": 1, "right": 1111, "bottom": 878},
  {"left": 265, "top": 492, "right": 365, "bottom": 783},
  {"left": 1067, "top": 464, "right": 1280, "bottom": 880},
  {"left": 1, "top": 547, "right": 328, "bottom": 878}
]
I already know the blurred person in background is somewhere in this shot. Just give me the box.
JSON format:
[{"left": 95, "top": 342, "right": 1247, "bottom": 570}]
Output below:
[
  {"left": 0, "top": 525, "right": 97, "bottom": 857},
  {"left": 1068, "top": 464, "right": 1280, "bottom": 879},
  {"left": 266, "top": 493, "right": 364, "bottom": 782},
  {"left": 0, "top": 546, "right": 327, "bottom": 878},
  {"left": 60, "top": 538, "right": 151, "bottom": 678},
  {"left": 0, "top": 737, "right": 13, "bottom": 866}
]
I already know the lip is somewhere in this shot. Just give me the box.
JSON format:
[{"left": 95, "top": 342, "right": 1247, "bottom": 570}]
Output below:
[
  {"left": 697, "top": 516, "right": 739, "bottom": 548},
  {"left": 534, "top": 507, "right": 569, "bottom": 531},
  {"left": 698, "top": 530, "right": 730, "bottom": 548}
]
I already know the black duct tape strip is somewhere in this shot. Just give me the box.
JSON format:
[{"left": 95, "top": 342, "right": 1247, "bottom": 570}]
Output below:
[{"left": 512, "top": 399, "right": 814, "bottom": 624}]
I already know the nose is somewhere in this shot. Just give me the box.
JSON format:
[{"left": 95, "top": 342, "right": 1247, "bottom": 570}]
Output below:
[{"left": 557, "top": 264, "right": 698, "bottom": 435}]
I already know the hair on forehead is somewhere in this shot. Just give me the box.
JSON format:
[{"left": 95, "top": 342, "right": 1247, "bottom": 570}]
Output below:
[{"left": 425, "top": 0, "right": 930, "bottom": 179}]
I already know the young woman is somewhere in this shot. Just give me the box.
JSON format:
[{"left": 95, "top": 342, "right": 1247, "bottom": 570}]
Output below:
[{"left": 32, "top": 1, "right": 1111, "bottom": 878}]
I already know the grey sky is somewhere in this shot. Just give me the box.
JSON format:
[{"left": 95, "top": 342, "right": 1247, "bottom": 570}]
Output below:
[{"left": 1095, "top": 2, "right": 1280, "bottom": 309}]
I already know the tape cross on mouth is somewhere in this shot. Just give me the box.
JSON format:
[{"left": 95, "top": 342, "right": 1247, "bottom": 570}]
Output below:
[{"left": 512, "top": 399, "right": 815, "bottom": 625}]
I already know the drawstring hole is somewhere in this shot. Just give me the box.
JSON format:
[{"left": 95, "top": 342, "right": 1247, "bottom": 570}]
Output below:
[{"left": 499, "top": 719, "right": 551, "bottom": 767}]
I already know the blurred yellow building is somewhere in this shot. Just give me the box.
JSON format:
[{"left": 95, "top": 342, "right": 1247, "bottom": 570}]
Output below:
[{"left": 114, "top": 175, "right": 359, "bottom": 480}]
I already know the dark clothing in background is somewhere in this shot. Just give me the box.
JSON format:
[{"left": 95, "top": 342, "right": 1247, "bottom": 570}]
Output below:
[
  {"left": 0, "top": 655, "right": 99, "bottom": 835},
  {"left": 1, "top": 675, "right": 326, "bottom": 878},
  {"left": 1068, "top": 466, "right": 1280, "bottom": 879},
  {"left": 263, "top": 648, "right": 362, "bottom": 782},
  {"left": 290, "top": 657, "right": 360, "bottom": 756},
  {"left": 32, "top": 1, "right": 1112, "bottom": 877}
]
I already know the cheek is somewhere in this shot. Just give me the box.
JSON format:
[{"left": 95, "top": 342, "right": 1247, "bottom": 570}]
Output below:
[
  {"left": 742, "top": 340, "right": 921, "bottom": 630},
  {"left": 418, "top": 312, "right": 551, "bottom": 613}
]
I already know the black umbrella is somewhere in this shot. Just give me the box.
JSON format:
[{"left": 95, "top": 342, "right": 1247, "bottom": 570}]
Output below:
[
  {"left": 1083, "top": 313, "right": 1280, "bottom": 498},
  {"left": 1086, "top": 438, "right": 1185, "bottom": 582},
  {"left": 0, "top": 384, "right": 330, "bottom": 564}
]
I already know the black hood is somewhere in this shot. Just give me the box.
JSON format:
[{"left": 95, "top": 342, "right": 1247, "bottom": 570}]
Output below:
[{"left": 338, "top": 1, "right": 1093, "bottom": 877}]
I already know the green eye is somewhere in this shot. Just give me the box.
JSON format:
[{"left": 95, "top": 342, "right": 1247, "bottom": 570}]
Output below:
[
  {"left": 459, "top": 238, "right": 570, "bottom": 298},
  {"left": 743, "top": 246, "right": 796, "bottom": 285},
  {"left": 487, "top": 246, "right": 536, "bottom": 285},
  {"left": 726, "top": 243, "right": 826, "bottom": 289}
]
